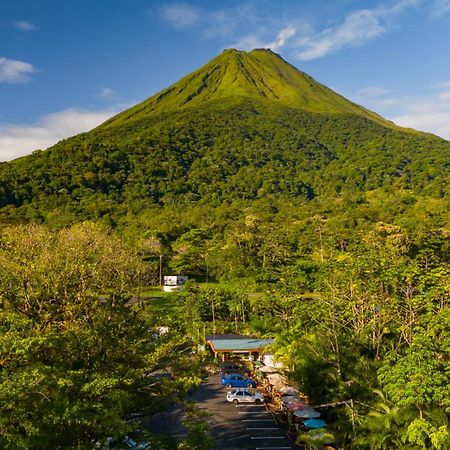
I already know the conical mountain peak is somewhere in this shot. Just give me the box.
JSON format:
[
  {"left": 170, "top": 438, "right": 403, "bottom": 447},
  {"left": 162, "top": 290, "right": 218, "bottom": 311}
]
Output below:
[
  {"left": 101, "top": 49, "right": 395, "bottom": 129},
  {"left": 0, "top": 48, "right": 447, "bottom": 228}
]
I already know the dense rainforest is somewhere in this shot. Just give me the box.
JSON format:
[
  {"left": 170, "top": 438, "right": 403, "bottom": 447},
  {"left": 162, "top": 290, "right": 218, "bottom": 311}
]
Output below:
[{"left": 0, "top": 49, "right": 449, "bottom": 449}]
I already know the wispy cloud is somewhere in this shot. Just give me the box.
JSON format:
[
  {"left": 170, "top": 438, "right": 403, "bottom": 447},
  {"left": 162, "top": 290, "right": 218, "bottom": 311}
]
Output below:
[
  {"left": 266, "top": 26, "right": 296, "bottom": 51},
  {"left": 430, "top": 80, "right": 450, "bottom": 89},
  {"left": 13, "top": 20, "right": 35, "bottom": 32},
  {"left": 0, "top": 108, "right": 119, "bottom": 161},
  {"left": 354, "top": 81, "right": 450, "bottom": 139},
  {"left": 438, "top": 90, "right": 450, "bottom": 101},
  {"left": 392, "top": 104, "right": 450, "bottom": 139},
  {"left": 204, "top": 10, "right": 238, "bottom": 39},
  {"left": 229, "top": 35, "right": 266, "bottom": 51},
  {"left": 98, "top": 86, "right": 115, "bottom": 98},
  {"left": 295, "top": 0, "right": 419, "bottom": 60},
  {"left": 160, "top": 3, "right": 200, "bottom": 29},
  {"left": 159, "top": 1, "right": 424, "bottom": 60},
  {"left": 358, "top": 86, "right": 390, "bottom": 97},
  {"left": 160, "top": 2, "right": 310, "bottom": 54},
  {"left": 429, "top": 0, "right": 450, "bottom": 18},
  {"left": 0, "top": 57, "right": 34, "bottom": 83}
]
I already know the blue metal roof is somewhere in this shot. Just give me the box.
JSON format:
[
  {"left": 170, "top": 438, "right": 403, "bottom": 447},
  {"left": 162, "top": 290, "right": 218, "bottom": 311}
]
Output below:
[{"left": 207, "top": 338, "right": 274, "bottom": 351}]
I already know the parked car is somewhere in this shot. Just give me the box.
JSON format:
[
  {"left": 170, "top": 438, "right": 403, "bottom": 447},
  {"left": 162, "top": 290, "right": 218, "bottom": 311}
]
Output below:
[
  {"left": 123, "top": 436, "right": 151, "bottom": 449},
  {"left": 93, "top": 435, "right": 151, "bottom": 450},
  {"left": 220, "top": 373, "right": 256, "bottom": 388},
  {"left": 227, "top": 388, "right": 265, "bottom": 404}
]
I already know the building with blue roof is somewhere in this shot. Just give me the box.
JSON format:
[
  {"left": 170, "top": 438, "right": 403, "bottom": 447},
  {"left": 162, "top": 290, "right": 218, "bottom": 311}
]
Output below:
[{"left": 206, "top": 334, "right": 274, "bottom": 361}]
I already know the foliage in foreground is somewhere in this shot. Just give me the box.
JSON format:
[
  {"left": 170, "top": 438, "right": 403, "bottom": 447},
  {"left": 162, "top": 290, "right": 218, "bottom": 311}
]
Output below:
[
  {"left": 0, "top": 206, "right": 449, "bottom": 449},
  {"left": 173, "top": 221, "right": 450, "bottom": 449},
  {"left": 0, "top": 223, "right": 156, "bottom": 449},
  {"left": 1, "top": 47, "right": 449, "bottom": 449}
]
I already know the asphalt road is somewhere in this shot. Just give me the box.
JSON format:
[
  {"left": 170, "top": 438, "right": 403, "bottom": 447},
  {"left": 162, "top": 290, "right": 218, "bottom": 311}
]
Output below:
[{"left": 190, "top": 374, "right": 297, "bottom": 450}]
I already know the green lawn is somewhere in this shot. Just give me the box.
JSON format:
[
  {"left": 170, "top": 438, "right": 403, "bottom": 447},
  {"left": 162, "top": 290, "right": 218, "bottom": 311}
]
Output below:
[{"left": 145, "top": 294, "right": 180, "bottom": 315}]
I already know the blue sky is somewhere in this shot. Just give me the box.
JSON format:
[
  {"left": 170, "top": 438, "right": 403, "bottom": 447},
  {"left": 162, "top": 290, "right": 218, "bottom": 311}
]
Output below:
[{"left": 2, "top": 0, "right": 450, "bottom": 160}]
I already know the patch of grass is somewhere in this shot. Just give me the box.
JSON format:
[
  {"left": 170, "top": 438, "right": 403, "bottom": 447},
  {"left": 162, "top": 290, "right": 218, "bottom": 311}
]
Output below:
[
  {"left": 145, "top": 295, "right": 180, "bottom": 315},
  {"left": 139, "top": 288, "right": 167, "bottom": 298}
]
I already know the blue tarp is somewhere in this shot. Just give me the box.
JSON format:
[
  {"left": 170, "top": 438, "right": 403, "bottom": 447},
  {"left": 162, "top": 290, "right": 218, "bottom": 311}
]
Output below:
[{"left": 303, "top": 418, "right": 327, "bottom": 429}]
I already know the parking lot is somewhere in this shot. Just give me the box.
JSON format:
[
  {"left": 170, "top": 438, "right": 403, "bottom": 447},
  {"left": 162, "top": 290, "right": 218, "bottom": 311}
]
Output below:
[{"left": 190, "top": 374, "right": 298, "bottom": 450}]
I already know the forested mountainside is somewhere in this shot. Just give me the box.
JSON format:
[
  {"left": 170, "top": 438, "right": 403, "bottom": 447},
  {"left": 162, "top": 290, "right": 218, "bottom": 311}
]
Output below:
[
  {"left": 1, "top": 49, "right": 449, "bottom": 449},
  {"left": 0, "top": 48, "right": 448, "bottom": 226}
]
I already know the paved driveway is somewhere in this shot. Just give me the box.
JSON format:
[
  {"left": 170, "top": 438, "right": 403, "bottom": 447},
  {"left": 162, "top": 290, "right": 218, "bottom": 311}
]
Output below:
[{"left": 190, "top": 375, "right": 296, "bottom": 450}]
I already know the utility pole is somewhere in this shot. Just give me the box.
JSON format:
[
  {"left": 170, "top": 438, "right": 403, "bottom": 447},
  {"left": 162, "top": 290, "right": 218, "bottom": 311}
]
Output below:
[{"left": 159, "top": 254, "right": 163, "bottom": 287}]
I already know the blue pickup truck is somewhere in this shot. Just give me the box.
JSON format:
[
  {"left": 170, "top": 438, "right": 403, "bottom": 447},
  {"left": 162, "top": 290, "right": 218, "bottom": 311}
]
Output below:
[{"left": 220, "top": 373, "right": 257, "bottom": 388}]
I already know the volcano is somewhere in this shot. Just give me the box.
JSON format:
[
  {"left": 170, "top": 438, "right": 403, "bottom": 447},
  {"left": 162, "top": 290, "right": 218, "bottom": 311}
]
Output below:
[{"left": 0, "top": 49, "right": 448, "bottom": 223}]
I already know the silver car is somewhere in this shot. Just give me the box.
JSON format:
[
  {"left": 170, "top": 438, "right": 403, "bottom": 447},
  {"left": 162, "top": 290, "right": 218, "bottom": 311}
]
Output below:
[{"left": 226, "top": 388, "right": 265, "bottom": 404}]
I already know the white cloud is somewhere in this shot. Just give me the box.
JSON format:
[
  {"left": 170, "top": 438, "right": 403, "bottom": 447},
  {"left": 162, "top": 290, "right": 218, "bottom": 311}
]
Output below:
[
  {"left": 430, "top": 80, "right": 450, "bottom": 89},
  {"left": 0, "top": 108, "right": 119, "bottom": 161},
  {"left": 438, "top": 90, "right": 450, "bottom": 102},
  {"left": 429, "top": 0, "right": 450, "bottom": 18},
  {"left": 296, "top": 10, "right": 383, "bottom": 60},
  {"left": 13, "top": 21, "right": 35, "bottom": 32},
  {"left": 161, "top": 2, "right": 263, "bottom": 39},
  {"left": 0, "top": 57, "right": 34, "bottom": 83},
  {"left": 266, "top": 26, "right": 296, "bottom": 51},
  {"left": 205, "top": 10, "right": 237, "bottom": 39},
  {"left": 393, "top": 108, "right": 450, "bottom": 139},
  {"left": 229, "top": 34, "right": 266, "bottom": 51},
  {"left": 160, "top": 3, "right": 200, "bottom": 29},
  {"left": 358, "top": 86, "right": 390, "bottom": 97},
  {"left": 229, "top": 26, "right": 299, "bottom": 52},
  {"left": 160, "top": 2, "right": 306, "bottom": 53},
  {"left": 98, "top": 86, "right": 115, "bottom": 98},
  {"left": 355, "top": 83, "right": 450, "bottom": 139},
  {"left": 377, "top": 97, "right": 402, "bottom": 107},
  {"left": 159, "top": 1, "right": 422, "bottom": 61},
  {"left": 295, "top": 0, "right": 419, "bottom": 61}
]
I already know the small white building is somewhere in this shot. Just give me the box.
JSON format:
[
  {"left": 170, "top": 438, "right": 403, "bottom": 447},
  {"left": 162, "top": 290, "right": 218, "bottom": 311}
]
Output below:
[{"left": 163, "top": 275, "right": 188, "bottom": 292}]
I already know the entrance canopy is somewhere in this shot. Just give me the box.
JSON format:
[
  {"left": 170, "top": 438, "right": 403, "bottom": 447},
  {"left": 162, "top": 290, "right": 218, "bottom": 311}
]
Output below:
[{"left": 206, "top": 335, "right": 274, "bottom": 359}]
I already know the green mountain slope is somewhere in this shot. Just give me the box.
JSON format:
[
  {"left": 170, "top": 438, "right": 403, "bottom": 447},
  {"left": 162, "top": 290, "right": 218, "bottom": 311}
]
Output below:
[
  {"left": 101, "top": 48, "right": 396, "bottom": 130},
  {"left": 0, "top": 49, "right": 448, "bottom": 226}
]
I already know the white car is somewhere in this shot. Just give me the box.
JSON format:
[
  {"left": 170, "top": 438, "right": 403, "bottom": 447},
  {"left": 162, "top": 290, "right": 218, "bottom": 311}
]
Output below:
[{"left": 226, "top": 388, "right": 265, "bottom": 404}]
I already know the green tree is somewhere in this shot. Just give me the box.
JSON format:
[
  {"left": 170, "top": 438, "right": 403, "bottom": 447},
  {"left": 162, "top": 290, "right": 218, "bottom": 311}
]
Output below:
[{"left": 0, "top": 223, "right": 154, "bottom": 449}]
